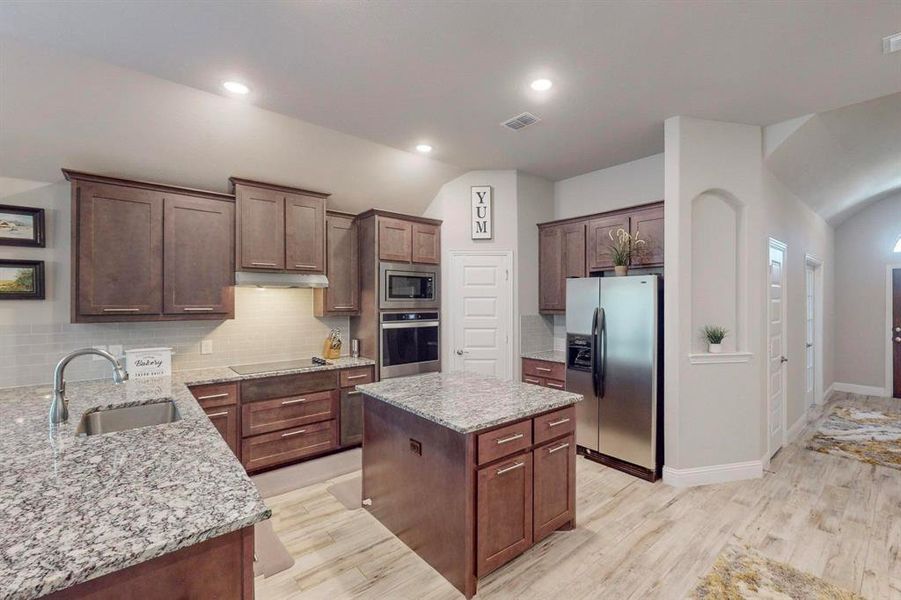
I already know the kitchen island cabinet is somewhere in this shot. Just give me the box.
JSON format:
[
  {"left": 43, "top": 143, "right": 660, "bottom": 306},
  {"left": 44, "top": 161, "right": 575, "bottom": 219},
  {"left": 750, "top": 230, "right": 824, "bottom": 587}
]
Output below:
[{"left": 358, "top": 372, "right": 581, "bottom": 598}]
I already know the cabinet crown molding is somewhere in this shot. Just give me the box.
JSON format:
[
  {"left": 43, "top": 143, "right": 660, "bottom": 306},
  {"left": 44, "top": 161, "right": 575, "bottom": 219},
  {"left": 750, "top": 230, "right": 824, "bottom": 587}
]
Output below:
[
  {"left": 228, "top": 177, "right": 331, "bottom": 199},
  {"left": 537, "top": 200, "right": 663, "bottom": 229},
  {"left": 62, "top": 169, "right": 234, "bottom": 202},
  {"left": 356, "top": 208, "right": 443, "bottom": 226}
]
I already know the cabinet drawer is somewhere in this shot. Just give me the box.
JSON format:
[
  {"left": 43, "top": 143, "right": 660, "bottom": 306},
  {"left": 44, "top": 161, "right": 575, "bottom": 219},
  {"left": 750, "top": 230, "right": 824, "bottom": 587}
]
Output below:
[
  {"left": 339, "top": 366, "right": 374, "bottom": 388},
  {"left": 240, "top": 370, "right": 337, "bottom": 403},
  {"left": 242, "top": 420, "right": 337, "bottom": 472},
  {"left": 533, "top": 405, "right": 576, "bottom": 446},
  {"left": 522, "top": 358, "right": 565, "bottom": 381},
  {"left": 190, "top": 382, "right": 238, "bottom": 408},
  {"left": 533, "top": 434, "right": 575, "bottom": 543},
  {"left": 477, "top": 419, "right": 532, "bottom": 466},
  {"left": 543, "top": 379, "right": 565, "bottom": 391},
  {"left": 242, "top": 390, "right": 337, "bottom": 437},
  {"left": 522, "top": 375, "right": 544, "bottom": 387}
]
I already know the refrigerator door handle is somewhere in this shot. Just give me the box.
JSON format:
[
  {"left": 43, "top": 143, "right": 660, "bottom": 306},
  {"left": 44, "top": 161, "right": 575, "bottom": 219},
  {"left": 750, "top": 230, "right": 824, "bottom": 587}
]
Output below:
[
  {"left": 598, "top": 307, "right": 606, "bottom": 398},
  {"left": 590, "top": 307, "right": 599, "bottom": 397}
]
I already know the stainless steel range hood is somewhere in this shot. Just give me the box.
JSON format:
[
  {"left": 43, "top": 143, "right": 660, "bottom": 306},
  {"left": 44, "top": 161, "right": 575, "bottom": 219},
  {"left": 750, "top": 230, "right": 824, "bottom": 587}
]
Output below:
[{"left": 235, "top": 271, "right": 329, "bottom": 288}]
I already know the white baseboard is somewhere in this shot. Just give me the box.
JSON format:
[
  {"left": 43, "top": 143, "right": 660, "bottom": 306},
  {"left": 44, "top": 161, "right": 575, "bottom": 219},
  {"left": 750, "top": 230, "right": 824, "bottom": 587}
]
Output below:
[
  {"left": 786, "top": 412, "right": 808, "bottom": 444},
  {"left": 823, "top": 383, "right": 835, "bottom": 402},
  {"left": 662, "top": 460, "right": 763, "bottom": 488},
  {"left": 832, "top": 382, "right": 887, "bottom": 397}
]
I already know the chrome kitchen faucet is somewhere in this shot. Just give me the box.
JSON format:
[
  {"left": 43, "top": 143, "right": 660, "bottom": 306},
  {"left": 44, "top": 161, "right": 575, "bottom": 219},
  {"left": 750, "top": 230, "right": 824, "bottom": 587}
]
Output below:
[{"left": 49, "top": 348, "right": 129, "bottom": 425}]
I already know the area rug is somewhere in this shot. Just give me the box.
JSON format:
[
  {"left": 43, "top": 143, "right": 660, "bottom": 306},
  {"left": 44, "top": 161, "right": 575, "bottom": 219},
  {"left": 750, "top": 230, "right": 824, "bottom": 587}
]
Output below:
[
  {"left": 326, "top": 474, "right": 362, "bottom": 510},
  {"left": 691, "top": 545, "right": 863, "bottom": 599},
  {"left": 806, "top": 406, "right": 901, "bottom": 471},
  {"left": 253, "top": 520, "right": 295, "bottom": 578}
]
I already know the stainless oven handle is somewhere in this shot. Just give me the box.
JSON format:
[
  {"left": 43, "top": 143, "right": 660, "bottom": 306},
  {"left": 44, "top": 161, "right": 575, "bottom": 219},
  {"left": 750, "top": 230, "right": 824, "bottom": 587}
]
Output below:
[{"left": 380, "top": 321, "right": 440, "bottom": 329}]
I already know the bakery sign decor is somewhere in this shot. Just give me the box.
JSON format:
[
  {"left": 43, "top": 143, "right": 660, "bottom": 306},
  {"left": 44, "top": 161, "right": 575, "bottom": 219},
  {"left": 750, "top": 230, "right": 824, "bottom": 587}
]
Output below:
[{"left": 471, "top": 186, "right": 492, "bottom": 240}]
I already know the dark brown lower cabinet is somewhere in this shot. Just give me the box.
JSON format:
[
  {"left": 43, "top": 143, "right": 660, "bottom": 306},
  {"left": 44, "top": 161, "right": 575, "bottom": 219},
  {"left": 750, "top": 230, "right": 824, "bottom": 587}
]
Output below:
[
  {"left": 476, "top": 451, "right": 533, "bottom": 577},
  {"left": 190, "top": 382, "right": 240, "bottom": 459},
  {"left": 242, "top": 419, "right": 337, "bottom": 472},
  {"left": 339, "top": 388, "right": 364, "bottom": 447},
  {"left": 533, "top": 434, "right": 576, "bottom": 542},
  {"left": 204, "top": 405, "right": 240, "bottom": 458}
]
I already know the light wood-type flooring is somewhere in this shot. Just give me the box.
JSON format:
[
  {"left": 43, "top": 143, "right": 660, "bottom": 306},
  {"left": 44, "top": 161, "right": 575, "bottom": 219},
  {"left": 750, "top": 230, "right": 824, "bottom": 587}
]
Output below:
[{"left": 256, "top": 393, "right": 900, "bottom": 599}]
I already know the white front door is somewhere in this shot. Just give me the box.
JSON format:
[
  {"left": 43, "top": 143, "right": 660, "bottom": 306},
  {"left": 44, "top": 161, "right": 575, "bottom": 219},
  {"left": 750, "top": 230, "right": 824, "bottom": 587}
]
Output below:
[
  {"left": 767, "top": 239, "right": 788, "bottom": 458},
  {"left": 805, "top": 265, "right": 816, "bottom": 408},
  {"left": 449, "top": 252, "right": 513, "bottom": 379}
]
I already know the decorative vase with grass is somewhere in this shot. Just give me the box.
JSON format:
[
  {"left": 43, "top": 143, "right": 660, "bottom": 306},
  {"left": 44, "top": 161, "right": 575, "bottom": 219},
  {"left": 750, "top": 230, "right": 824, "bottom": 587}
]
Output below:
[
  {"left": 608, "top": 228, "right": 646, "bottom": 276},
  {"left": 702, "top": 325, "right": 727, "bottom": 353}
]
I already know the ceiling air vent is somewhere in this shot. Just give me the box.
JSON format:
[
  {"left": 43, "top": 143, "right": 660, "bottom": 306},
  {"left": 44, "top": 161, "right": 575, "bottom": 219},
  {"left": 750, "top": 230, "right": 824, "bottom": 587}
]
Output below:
[{"left": 501, "top": 112, "right": 541, "bottom": 131}]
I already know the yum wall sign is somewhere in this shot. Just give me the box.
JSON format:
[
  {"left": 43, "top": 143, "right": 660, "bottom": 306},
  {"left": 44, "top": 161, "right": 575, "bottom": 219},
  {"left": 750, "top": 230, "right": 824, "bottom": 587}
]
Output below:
[{"left": 471, "top": 186, "right": 493, "bottom": 240}]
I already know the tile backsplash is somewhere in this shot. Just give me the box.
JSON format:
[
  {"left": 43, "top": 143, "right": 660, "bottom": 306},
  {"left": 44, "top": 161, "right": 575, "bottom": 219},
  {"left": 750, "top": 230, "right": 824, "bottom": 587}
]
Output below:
[
  {"left": 0, "top": 288, "right": 349, "bottom": 388},
  {"left": 520, "top": 314, "right": 555, "bottom": 353}
]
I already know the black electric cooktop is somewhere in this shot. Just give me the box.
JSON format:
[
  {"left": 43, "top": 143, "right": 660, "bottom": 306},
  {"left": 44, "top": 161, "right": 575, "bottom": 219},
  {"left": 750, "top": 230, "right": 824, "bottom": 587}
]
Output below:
[{"left": 229, "top": 357, "right": 330, "bottom": 375}]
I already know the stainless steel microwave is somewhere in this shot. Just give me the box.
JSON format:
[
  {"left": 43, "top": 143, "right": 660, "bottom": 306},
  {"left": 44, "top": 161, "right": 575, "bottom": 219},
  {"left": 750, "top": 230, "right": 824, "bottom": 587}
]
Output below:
[{"left": 379, "top": 262, "right": 439, "bottom": 310}]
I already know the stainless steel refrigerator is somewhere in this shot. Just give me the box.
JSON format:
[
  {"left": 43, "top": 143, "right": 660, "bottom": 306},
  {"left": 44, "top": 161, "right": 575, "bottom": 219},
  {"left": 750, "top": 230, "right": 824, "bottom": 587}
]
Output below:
[{"left": 565, "top": 275, "right": 661, "bottom": 480}]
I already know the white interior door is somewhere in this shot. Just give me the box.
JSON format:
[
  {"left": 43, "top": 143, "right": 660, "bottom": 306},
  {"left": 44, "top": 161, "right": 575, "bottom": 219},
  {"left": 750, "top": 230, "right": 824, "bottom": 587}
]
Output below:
[
  {"left": 767, "top": 239, "right": 788, "bottom": 458},
  {"left": 450, "top": 252, "right": 513, "bottom": 379},
  {"left": 805, "top": 265, "right": 816, "bottom": 408}
]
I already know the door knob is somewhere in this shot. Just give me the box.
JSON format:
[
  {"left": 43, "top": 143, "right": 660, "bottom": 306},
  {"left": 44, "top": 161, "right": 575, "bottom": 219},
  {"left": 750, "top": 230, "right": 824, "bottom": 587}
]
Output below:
[
  {"left": 455, "top": 350, "right": 464, "bottom": 355},
  {"left": 780, "top": 356, "right": 788, "bottom": 363},
  {"left": 805, "top": 343, "right": 813, "bottom": 348}
]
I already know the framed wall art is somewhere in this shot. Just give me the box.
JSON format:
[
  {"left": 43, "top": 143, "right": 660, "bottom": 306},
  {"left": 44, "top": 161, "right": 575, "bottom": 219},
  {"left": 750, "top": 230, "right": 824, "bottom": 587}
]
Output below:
[
  {"left": 0, "top": 259, "right": 45, "bottom": 300},
  {"left": 0, "top": 204, "right": 45, "bottom": 247}
]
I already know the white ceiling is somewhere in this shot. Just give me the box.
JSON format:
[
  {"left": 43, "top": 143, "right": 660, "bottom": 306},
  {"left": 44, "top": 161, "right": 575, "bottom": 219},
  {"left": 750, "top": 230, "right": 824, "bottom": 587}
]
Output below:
[
  {"left": 766, "top": 92, "right": 901, "bottom": 224},
  {"left": 2, "top": 1, "right": 900, "bottom": 182}
]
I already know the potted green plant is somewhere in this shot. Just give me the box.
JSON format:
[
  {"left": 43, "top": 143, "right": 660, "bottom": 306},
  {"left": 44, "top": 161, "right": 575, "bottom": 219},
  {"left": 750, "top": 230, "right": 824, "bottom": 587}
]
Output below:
[
  {"left": 701, "top": 325, "right": 728, "bottom": 353},
  {"left": 607, "top": 228, "right": 646, "bottom": 276}
]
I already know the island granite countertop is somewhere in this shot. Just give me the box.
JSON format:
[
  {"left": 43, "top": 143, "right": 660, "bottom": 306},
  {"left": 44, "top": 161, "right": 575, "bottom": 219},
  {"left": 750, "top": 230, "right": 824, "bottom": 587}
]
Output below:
[
  {"left": 0, "top": 355, "right": 374, "bottom": 600},
  {"left": 357, "top": 371, "right": 582, "bottom": 434},
  {"left": 521, "top": 349, "right": 566, "bottom": 364}
]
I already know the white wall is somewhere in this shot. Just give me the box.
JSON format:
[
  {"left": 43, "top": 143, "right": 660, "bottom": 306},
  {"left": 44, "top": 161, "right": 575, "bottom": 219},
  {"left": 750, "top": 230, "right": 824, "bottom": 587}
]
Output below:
[
  {"left": 516, "top": 173, "right": 556, "bottom": 316},
  {"left": 554, "top": 153, "right": 663, "bottom": 220},
  {"left": 664, "top": 116, "right": 836, "bottom": 483},
  {"left": 0, "top": 179, "right": 349, "bottom": 387},
  {"left": 834, "top": 192, "right": 901, "bottom": 393}
]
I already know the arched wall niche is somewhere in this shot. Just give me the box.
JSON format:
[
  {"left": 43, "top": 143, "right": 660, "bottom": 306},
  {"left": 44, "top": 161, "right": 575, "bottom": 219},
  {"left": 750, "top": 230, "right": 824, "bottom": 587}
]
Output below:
[{"left": 690, "top": 188, "right": 747, "bottom": 354}]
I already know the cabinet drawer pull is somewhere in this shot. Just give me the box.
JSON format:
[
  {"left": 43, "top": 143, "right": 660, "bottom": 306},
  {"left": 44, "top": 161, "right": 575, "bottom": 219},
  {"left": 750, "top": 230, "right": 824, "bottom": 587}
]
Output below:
[
  {"left": 346, "top": 374, "right": 369, "bottom": 380},
  {"left": 281, "top": 429, "right": 307, "bottom": 437},
  {"left": 251, "top": 262, "right": 277, "bottom": 267},
  {"left": 281, "top": 398, "right": 307, "bottom": 405},
  {"left": 197, "top": 392, "right": 229, "bottom": 400},
  {"left": 495, "top": 433, "right": 524, "bottom": 445},
  {"left": 333, "top": 305, "right": 355, "bottom": 310},
  {"left": 346, "top": 390, "right": 362, "bottom": 396},
  {"left": 535, "top": 367, "right": 552, "bottom": 372},
  {"left": 183, "top": 307, "right": 214, "bottom": 312},
  {"left": 293, "top": 264, "right": 318, "bottom": 269},
  {"left": 102, "top": 308, "right": 140, "bottom": 312},
  {"left": 546, "top": 382, "right": 564, "bottom": 389},
  {"left": 548, "top": 442, "right": 570, "bottom": 454},
  {"left": 524, "top": 377, "right": 541, "bottom": 384},
  {"left": 496, "top": 461, "right": 525, "bottom": 475},
  {"left": 206, "top": 411, "right": 229, "bottom": 418},
  {"left": 548, "top": 417, "right": 571, "bottom": 427}
]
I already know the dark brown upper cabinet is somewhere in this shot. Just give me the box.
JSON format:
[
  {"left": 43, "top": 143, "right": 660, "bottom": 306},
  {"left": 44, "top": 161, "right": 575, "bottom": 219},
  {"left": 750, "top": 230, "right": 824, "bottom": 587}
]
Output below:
[
  {"left": 411, "top": 222, "right": 440, "bottom": 264},
  {"left": 629, "top": 204, "right": 664, "bottom": 267},
  {"left": 538, "top": 201, "right": 664, "bottom": 314},
  {"left": 230, "top": 178, "right": 328, "bottom": 274},
  {"left": 378, "top": 216, "right": 413, "bottom": 262},
  {"left": 286, "top": 194, "right": 326, "bottom": 272},
  {"left": 538, "top": 225, "right": 564, "bottom": 312},
  {"left": 314, "top": 212, "right": 360, "bottom": 316},
  {"left": 65, "top": 170, "right": 235, "bottom": 322},
  {"left": 587, "top": 214, "right": 630, "bottom": 272},
  {"left": 163, "top": 194, "right": 235, "bottom": 315}
]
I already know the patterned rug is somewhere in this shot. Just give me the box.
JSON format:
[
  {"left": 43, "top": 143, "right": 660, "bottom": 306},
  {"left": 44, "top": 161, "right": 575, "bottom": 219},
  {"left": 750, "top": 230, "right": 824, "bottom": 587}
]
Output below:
[
  {"left": 691, "top": 545, "right": 863, "bottom": 599},
  {"left": 806, "top": 405, "right": 901, "bottom": 471}
]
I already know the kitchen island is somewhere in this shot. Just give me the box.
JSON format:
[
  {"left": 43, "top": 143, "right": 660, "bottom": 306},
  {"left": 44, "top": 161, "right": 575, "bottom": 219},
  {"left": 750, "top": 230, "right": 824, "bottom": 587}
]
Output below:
[{"left": 357, "top": 372, "right": 582, "bottom": 599}]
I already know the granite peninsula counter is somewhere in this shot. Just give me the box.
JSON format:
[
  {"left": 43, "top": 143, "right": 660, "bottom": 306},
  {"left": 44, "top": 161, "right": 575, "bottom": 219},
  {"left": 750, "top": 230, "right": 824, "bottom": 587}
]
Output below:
[
  {"left": 0, "top": 356, "right": 374, "bottom": 600},
  {"left": 357, "top": 372, "right": 582, "bottom": 599}
]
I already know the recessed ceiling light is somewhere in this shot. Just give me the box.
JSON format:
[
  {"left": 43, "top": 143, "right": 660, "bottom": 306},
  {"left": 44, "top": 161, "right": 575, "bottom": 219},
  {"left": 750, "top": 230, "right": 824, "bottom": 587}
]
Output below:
[
  {"left": 530, "top": 79, "right": 553, "bottom": 91},
  {"left": 223, "top": 81, "right": 250, "bottom": 95},
  {"left": 416, "top": 144, "right": 433, "bottom": 153}
]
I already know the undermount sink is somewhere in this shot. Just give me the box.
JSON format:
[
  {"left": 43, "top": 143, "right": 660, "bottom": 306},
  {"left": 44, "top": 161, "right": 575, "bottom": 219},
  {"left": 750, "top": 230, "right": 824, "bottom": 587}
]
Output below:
[{"left": 76, "top": 400, "right": 181, "bottom": 436}]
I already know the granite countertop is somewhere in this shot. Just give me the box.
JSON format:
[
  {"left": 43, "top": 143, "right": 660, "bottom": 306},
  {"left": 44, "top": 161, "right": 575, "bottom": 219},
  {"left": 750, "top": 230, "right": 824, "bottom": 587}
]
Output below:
[
  {"left": 0, "top": 355, "right": 374, "bottom": 600},
  {"left": 357, "top": 371, "right": 582, "bottom": 434},
  {"left": 521, "top": 349, "right": 566, "bottom": 364}
]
